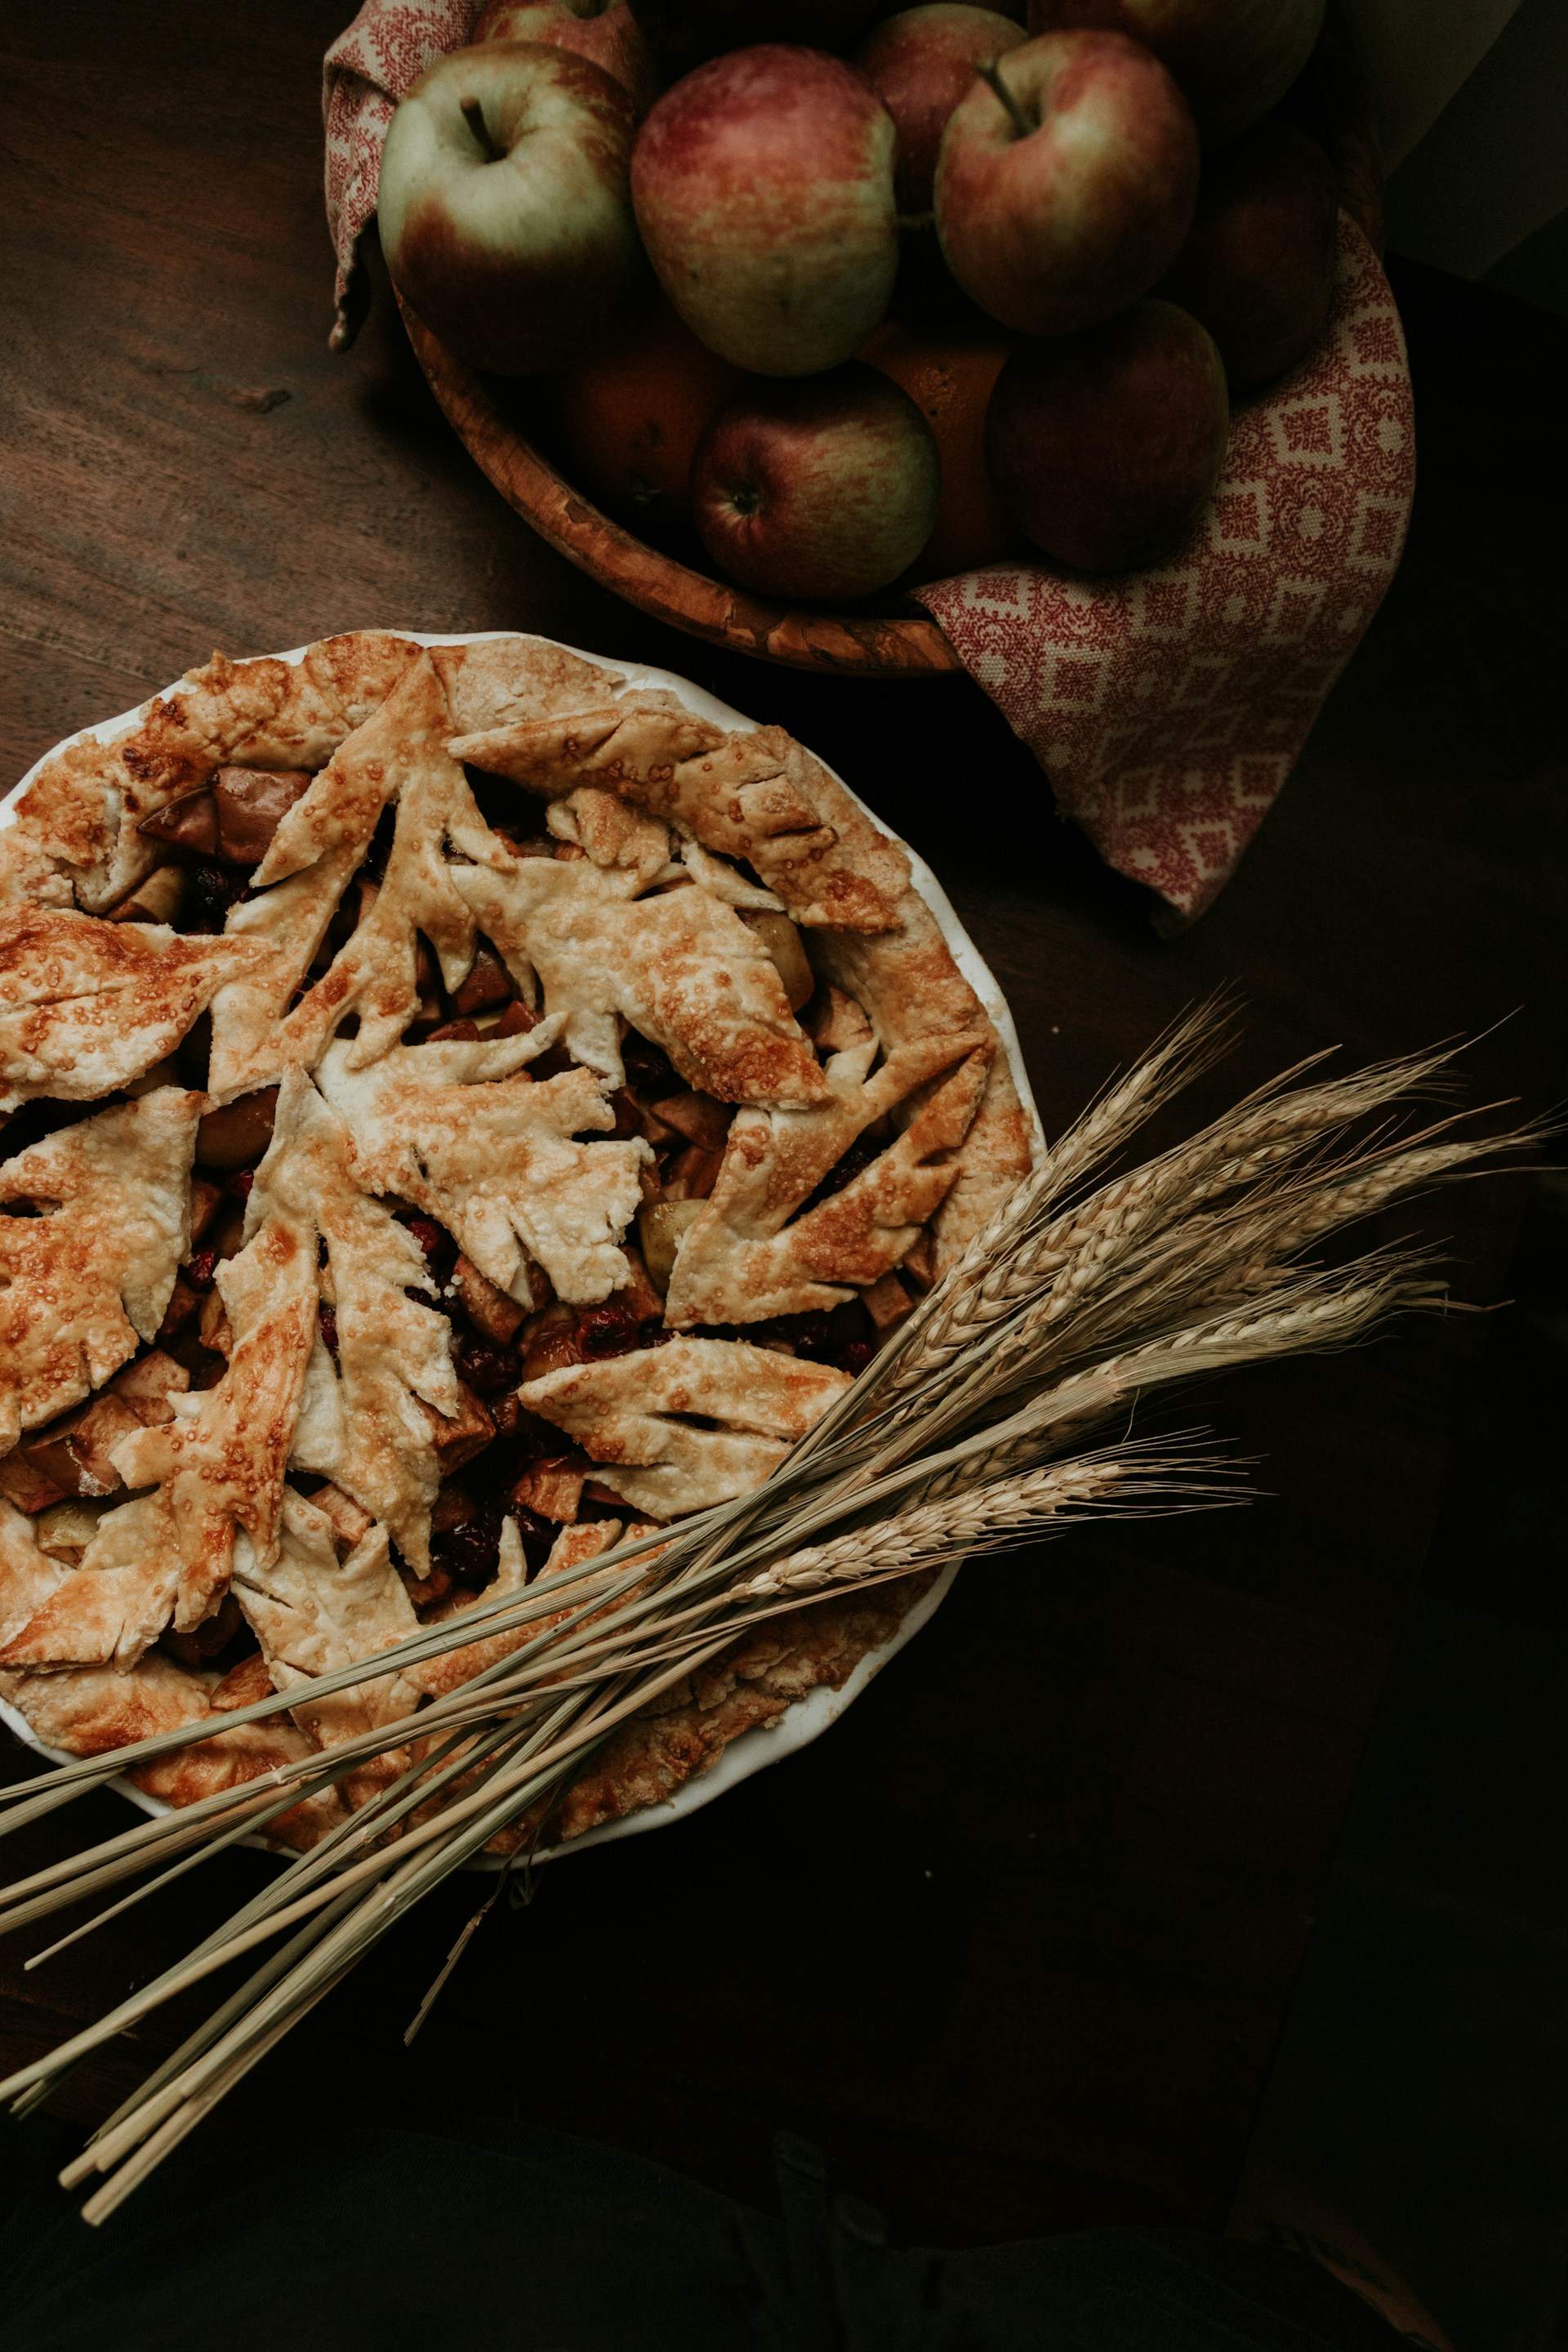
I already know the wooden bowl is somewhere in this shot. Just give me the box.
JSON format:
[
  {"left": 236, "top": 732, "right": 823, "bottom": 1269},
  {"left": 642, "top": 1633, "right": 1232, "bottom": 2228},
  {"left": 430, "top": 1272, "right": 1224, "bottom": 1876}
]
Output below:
[
  {"left": 399, "top": 20, "right": 1382, "bottom": 682},
  {"left": 397, "top": 293, "right": 963, "bottom": 679}
]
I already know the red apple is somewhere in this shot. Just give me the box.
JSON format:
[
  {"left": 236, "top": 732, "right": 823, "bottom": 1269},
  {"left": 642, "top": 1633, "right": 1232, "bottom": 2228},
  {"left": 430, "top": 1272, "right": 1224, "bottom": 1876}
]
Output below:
[
  {"left": 557, "top": 300, "right": 742, "bottom": 523},
  {"left": 629, "top": 1, "right": 880, "bottom": 72},
  {"left": 863, "top": 322, "right": 1016, "bottom": 572},
  {"left": 692, "top": 364, "right": 941, "bottom": 599},
  {"left": 986, "top": 298, "right": 1228, "bottom": 569},
  {"left": 378, "top": 44, "right": 644, "bottom": 375},
  {"left": 934, "top": 32, "right": 1199, "bottom": 336},
  {"left": 1027, "top": 0, "right": 1325, "bottom": 143},
  {"left": 474, "top": 0, "right": 657, "bottom": 114},
  {"left": 631, "top": 47, "right": 898, "bottom": 376},
  {"left": 858, "top": 6, "right": 1028, "bottom": 327},
  {"left": 853, "top": 6, "right": 1026, "bottom": 216},
  {"left": 1162, "top": 120, "right": 1338, "bottom": 390}
]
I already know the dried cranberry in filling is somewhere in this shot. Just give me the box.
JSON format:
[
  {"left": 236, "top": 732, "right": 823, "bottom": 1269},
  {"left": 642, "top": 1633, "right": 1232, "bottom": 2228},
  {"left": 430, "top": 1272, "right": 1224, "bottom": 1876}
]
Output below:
[
  {"left": 765, "top": 1299, "right": 875, "bottom": 1368},
  {"left": 401, "top": 1213, "right": 455, "bottom": 1281},
  {"left": 430, "top": 1495, "right": 506, "bottom": 1588},
  {"left": 453, "top": 1333, "right": 519, "bottom": 1395},
  {"left": 577, "top": 1302, "right": 639, "bottom": 1360},
  {"left": 185, "top": 1247, "right": 218, "bottom": 1290},
  {"left": 763, "top": 1310, "right": 826, "bottom": 1357}
]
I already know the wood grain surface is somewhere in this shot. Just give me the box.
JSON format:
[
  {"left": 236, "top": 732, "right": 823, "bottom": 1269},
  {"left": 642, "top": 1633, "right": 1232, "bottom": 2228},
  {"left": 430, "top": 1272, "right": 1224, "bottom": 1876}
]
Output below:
[{"left": 2, "top": 0, "right": 1565, "bottom": 2247}]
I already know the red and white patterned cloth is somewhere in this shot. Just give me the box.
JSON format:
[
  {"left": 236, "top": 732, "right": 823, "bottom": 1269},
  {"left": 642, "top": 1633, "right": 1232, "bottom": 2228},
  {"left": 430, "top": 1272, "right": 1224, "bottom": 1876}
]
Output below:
[
  {"left": 324, "top": 0, "right": 479, "bottom": 349},
  {"left": 915, "top": 216, "right": 1414, "bottom": 919},
  {"left": 323, "top": 6, "right": 1415, "bottom": 922}
]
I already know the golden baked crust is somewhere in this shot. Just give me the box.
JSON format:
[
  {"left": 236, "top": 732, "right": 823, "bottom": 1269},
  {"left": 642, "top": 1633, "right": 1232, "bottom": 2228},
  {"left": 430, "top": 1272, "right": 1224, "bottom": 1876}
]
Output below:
[
  {"left": 538, "top": 1572, "right": 938, "bottom": 1846},
  {"left": 0, "top": 906, "right": 268, "bottom": 1109},
  {"left": 0, "top": 631, "right": 1032, "bottom": 1839},
  {"left": 1, "top": 635, "right": 424, "bottom": 913},
  {"left": 0, "top": 1501, "right": 343, "bottom": 1848},
  {"left": 519, "top": 1338, "right": 853, "bottom": 1519},
  {"left": 0, "top": 1089, "right": 201, "bottom": 1447}
]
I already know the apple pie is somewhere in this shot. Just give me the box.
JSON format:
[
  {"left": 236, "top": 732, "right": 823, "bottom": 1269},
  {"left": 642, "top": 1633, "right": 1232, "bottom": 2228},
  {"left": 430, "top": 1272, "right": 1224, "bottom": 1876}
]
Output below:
[{"left": 0, "top": 632, "right": 1031, "bottom": 1846}]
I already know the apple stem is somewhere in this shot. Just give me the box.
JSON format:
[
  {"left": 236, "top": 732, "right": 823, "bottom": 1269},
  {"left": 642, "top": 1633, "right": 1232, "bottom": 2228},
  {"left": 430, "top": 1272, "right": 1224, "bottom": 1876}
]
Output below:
[
  {"left": 461, "top": 96, "right": 506, "bottom": 165},
  {"left": 977, "top": 56, "right": 1031, "bottom": 141}
]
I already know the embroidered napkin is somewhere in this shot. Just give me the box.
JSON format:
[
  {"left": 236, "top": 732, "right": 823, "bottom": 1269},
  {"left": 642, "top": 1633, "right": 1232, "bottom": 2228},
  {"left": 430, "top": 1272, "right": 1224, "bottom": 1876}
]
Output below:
[
  {"left": 324, "top": 0, "right": 479, "bottom": 350},
  {"left": 915, "top": 216, "right": 1414, "bottom": 918},
  {"left": 323, "top": 8, "right": 1415, "bottom": 921}
]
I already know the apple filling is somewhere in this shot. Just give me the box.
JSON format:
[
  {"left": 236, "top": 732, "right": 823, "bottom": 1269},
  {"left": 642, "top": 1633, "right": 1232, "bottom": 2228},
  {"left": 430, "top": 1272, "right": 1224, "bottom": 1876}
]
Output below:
[{"left": 0, "top": 762, "right": 929, "bottom": 1694}]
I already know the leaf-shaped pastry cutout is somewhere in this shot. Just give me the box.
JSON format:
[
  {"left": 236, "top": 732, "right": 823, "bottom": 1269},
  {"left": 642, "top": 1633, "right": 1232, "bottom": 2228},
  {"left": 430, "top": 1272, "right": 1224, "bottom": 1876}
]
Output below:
[
  {"left": 257, "top": 1067, "right": 458, "bottom": 1572},
  {"left": 231, "top": 1491, "right": 422, "bottom": 1759},
  {"left": 0, "top": 1634, "right": 233, "bottom": 1757},
  {"left": 4, "top": 635, "right": 421, "bottom": 915},
  {"left": 107, "top": 1128, "right": 319, "bottom": 1629},
  {"left": 0, "top": 1498, "right": 341, "bottom": 1844},
  {"left": 220, "top": 631, "right": 422, "bottom": 768},
  {"left": 546, "top": 786, "right": 674, "bottom": 886},
  {"left": 665, "top": 1037, "right": 992, "bottom": 1327},
  {"left": 316, "top": 1035, "right": 649, "bottom": 1307},
  {"left": 0, "top": 1490, "right": 178, "bottom": 1672},
  {"left": 800, "top": 906, "right": 1034, "bottom": 1279},
  {"left": 448, "top": 696, "right": 898, "bottom": 932},
  {"left": 675, "top": 836, "right": 786, "bottom": 911},
  {"left": 0, "top": 906, "right": 269, "bottom": 1109},
  {"left": 207, "top": 654, "right": 498, "bottom": 1097},
  {"left": 518, "top": 1336, "right": 850, "bottom": 1518},
  {"left": 0, "top": 1088, "right": 200, "bottom": 1450},
  {"left": 434, "top": 635, "right": 620, "bottom": 737},
  {"left": 452, "top": 849, "right": 827, "bottom": 1106}
]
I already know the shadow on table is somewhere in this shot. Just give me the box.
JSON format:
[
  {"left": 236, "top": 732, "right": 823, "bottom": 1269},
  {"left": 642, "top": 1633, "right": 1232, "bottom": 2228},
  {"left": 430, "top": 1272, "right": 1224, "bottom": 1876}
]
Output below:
[{"left": 1232, "top": 1169, "right": 1568, "bottom": 2352}]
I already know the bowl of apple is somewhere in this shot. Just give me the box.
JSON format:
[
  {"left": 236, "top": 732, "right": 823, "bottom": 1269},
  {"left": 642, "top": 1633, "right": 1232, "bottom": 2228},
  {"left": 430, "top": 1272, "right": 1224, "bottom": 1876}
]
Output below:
[{"left": 382, "top": 0, "right": 1380, "bottom": 677}]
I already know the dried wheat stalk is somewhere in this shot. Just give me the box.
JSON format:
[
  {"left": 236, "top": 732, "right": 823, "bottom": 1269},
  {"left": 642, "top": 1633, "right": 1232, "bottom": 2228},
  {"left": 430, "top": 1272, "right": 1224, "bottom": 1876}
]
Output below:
[{"left": 0, "top": 1009, "right": 1536, "bottom": 2218}]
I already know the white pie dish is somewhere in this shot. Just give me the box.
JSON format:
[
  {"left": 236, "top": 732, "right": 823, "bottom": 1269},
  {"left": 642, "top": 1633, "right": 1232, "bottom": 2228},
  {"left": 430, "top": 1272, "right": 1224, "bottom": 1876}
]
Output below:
[{"left": 0, "top": 631, "right": 1042, "bottom": 1862}]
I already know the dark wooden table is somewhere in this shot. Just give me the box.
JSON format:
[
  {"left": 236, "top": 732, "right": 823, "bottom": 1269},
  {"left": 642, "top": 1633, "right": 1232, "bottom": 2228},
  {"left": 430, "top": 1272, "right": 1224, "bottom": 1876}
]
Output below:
[{"left": 2, "top": 0, "right": 1564, "bottom": 2247}]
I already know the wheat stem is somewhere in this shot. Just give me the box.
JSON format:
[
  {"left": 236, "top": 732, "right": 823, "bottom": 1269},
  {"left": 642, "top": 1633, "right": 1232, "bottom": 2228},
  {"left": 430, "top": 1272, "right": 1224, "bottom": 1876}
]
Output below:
[{"left": 0, "top": 1016, "right": 1533, "bottom": 2213}]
